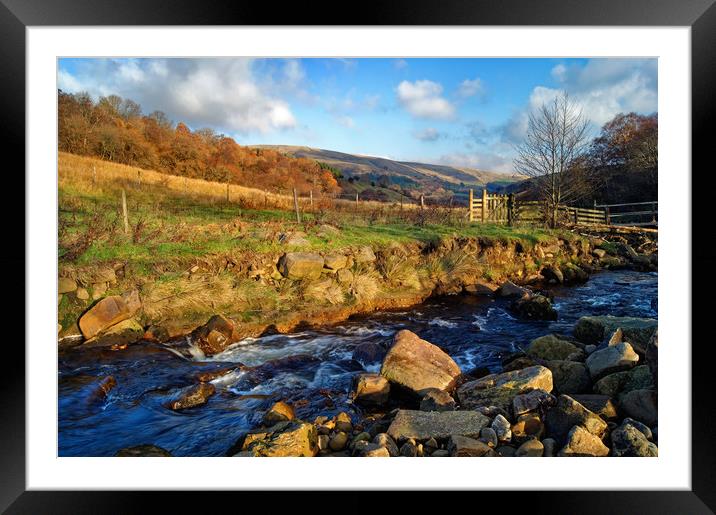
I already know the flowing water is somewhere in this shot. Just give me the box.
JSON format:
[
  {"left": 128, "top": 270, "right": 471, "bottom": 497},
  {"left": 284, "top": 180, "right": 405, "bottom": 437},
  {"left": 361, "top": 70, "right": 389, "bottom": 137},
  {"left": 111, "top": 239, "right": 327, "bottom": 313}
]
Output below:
[{"left": 58, "top": 269, "right": 657, "bottom": 456}]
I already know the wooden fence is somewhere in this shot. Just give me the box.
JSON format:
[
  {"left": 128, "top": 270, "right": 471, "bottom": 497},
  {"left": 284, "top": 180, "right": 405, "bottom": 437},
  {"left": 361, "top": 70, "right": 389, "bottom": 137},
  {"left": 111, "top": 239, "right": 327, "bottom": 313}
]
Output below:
[
  {"left": 467, "top": 189, "right": 643, "bottom": 227},
  {"left": 595, "top": 201, "right": 658, "bottom": 227}
]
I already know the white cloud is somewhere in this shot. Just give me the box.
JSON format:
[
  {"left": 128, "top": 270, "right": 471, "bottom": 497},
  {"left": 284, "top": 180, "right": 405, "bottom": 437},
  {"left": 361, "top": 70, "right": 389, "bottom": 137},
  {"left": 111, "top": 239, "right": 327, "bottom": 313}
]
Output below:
[
  {"left": 413, "top": 127, "right": 442, "bottom": 141},
  {"left": 501, "top": 59, "right": 657, "bottom": 143},
  {"left": 57, "top": 58, "right": 297, "bottom": 135},
  {"left": 396, "top": 80, "right": 455, "bottom": 120},
  {"left": 394, "top": 59, "right": 408, "bottom": 70},
  {"left": 337, "top": 116, "right": 355, "bottom": 128},
  {"left": 439, "top": 151, "right": 514, "bottom": 173},
  {"left": 457, "top": 78, "right": 485, "bottom": 99}
]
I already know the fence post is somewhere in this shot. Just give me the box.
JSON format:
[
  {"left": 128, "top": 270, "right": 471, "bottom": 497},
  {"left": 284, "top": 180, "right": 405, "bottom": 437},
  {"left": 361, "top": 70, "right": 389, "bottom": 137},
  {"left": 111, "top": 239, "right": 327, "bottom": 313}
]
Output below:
[
  {"left": 184, "top": 177, "right": 188, "bottom": 196},
  {"left": 310, "top": 190, "right": 313, "bottom": 208},
  {"left": 355, "top": 192, "right": 359, "bottom": 207},
  {"left": 93, "top": 165, "right": 97, "bottom": 186},
  {"left": 121, "top": 188, "right": 129, "bottom": 235},
  {"left": 468, "top": 189, "right": 474, "bottom": 222},
  {"left": 293, "top": 188, "right": 301, "bottom": 223},
  {"left": 420, "top": 194, "right": 425, "bottom": 210},
  {"left": 573, "top": 208, "right": 578, "bottom": 225},
  {"left": 605, "top": 206, "right": 611, "bottom": 225},
  {"left": 507, "top": 193, "right": 514, "bottom": 226},
  {"left": 481, "top": 189, "right": 487, "bottom": 222},
  {"left": 137, "top": 170, "right": 141, "bottom": 188}
]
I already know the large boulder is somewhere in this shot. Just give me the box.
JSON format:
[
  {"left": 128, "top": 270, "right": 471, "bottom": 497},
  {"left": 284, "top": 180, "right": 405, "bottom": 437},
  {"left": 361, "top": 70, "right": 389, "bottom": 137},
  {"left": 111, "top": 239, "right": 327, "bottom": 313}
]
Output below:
[
  {"left": 352, "top": 342, "right": 386, "bottom": 366},
  {"left": 545, "top": 360, "right": 591, "bottom": 395},
  {"left": 574, "top": 316, "right": 657, "bottom": 353},
  {"left": 558, "top": 425, "right": 609, "bottom": 457},
  {"left": 611, "top": 421, "right": 658, "bottom": 457},
  {"left": 569, "top": 394, "right": 618, "bottom": 420},
  {"left": 419, "top": 389, "right": 456, "bottom": 412},
  {"left": 240, "top": 421, "right": 318, "bottom": 457},
  {"left": 353, "top": 373, "right": 390, "bottom": 407},
  {"left": 278, "top": 252, "right": 324, "bottom": 280},
  {"left": 78, "top": 292, "right": 141, "bottom": 339},
  {"left": 561, "top": 263, "right": 589, "bottom": 284},
  {"left": 510, "top": 294, "right": 557, "bottom": 320},
  {"left": 380, "top": 330, "right": 461, "bottom": 396},
  {"left": 83, "top": 318, "right": 144, "bottom": 347},
  {"left": 387, "top": 409, "right": 490, "bottom": 441},
  {"left": 323, "top": 254, "right": 348, "bottom": 271},
  {"left": 512, "top": 389, "right": 556, "bottom": 417},
  {"left": 496, "top": 280, "right": 529, "bottom": 298},
  {"left": 262, "top": 401, "right": 295, "bottom": 426},
  {"left": 585, "top": 342, "right": 639, "bottom": 380},
  {"left": 618, "top": 389, "right": 658, "bottom": 427},
  {"left": 543, "top": 395, "right": 608, "bottom": 445},
  {"left": 457, "top": 365, "right": 553, "bottom": 412},
  {"left": 528, "top": 335, "right": 580, "bottom": 361}
]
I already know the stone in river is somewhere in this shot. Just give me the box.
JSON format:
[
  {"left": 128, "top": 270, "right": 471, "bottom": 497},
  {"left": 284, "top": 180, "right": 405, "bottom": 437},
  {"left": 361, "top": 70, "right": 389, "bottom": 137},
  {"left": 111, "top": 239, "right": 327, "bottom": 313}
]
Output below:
[
  {"left": 167, "top": 383, "right": 215, "bottom": 410},
  {"left": 78, "top": 294, "right": 141, "bottom": 339},
  {"left": 574, "top": 315, "right": 657, "bottom": 353},
  {"left": 387, "top": 409, "right": 490, "bottom": 441},
  {"left": 380, "top": 330, "right": 462, "bottom": 396},
  {"left": 457, "top": 365, "right": 553, "bottom": 412},
  {"left": 191, "top": 314, "right": 236, "bottom": 356}
]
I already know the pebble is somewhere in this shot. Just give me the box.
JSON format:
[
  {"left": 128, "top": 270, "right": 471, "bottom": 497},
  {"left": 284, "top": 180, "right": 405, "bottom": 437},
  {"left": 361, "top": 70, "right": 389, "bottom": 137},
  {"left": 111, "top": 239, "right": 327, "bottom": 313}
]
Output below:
[
  {"left": 373, "top": 433, "right": 400, "bottom": 457},
  {"left": 431, "top": 449, "right": 450, "bottom": 457},
  {"left": 623, "top": 418, "right": 653, "bottom": 440},
  {"left": 318, "top": 434, "right": 329, "bottom": 451}
]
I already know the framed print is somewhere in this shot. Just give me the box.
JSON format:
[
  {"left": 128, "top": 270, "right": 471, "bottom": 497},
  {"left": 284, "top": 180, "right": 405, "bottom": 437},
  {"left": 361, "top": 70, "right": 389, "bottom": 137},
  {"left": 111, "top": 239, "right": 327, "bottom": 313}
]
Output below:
[{"left": 4, "top": 0, "right": 716, "bottom": 512}]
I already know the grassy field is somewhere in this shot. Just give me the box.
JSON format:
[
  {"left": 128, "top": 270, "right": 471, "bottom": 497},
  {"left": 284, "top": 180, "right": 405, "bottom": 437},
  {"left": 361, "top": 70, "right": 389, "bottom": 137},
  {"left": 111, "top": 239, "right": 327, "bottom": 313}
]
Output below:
[{"left": 58, "top": 153, "right": 570, "bottom": 333}]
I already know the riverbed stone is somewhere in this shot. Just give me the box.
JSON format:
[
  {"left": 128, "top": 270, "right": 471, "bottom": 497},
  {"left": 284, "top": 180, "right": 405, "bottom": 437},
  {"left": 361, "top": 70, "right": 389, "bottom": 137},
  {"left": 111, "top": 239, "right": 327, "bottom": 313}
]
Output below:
[
  {"left": 78, "top": 294, "right": 141, "bottom": 339},
  {"left": 191, "top": 314, "right": 235, "bottom": 356},
  {"left": 542, "top": 438, "right": 557, "bottom": 457},
  {"left": 543, "top": 395, "right": 608, "bottom": 445},
  {"left": 516, "top": 439, "right": 544, "bottom": 457},
  {"left": 479, "top": 427, "right": 498, "bottom": 448},
  {"left": 558, "top": 425, "right": 609, "bottom": 457},
  {"left": 354, "top": 373, "right": 390, "bottom": 407},
  {"left": 419, "top": 388, "right": 456, "bottom": 412},
  {"left": 400, "top": 440, "right": 418, "bottom": 457},
  {"left": 457, "top": 365, "right": 553, "bottom": 412},
  {"left": 241, "top": 421, "right": 318, "bottom": 457},
  {"left": 83, "top": 318, "right": 144, "bottom": 347},
  {"left": 574, "top": 316, "right": 657, "bottom": 353},
  {"left": 491, "top": 414, "right": 512, "bottom": 442},
  {"left": 561, "top": 263, "right": 589, "bottom": 283},
  {"left": 528, "top": 335, "right": 579, "bottom": 361},
  {"left": 448, "top": 435, "right": 497, "bottom": 457},
  {"left": 546, "top": 360, "right": 591, "bottom": 394},
  {"left": 355, "top": 443, "right": 390, "bottom": 457},
  {"left": 541, "top": 266, "right": 564, "bottom": 284},
  {"left": 380, "top": 330, "right": 462, "bottom": 395},
  {"left": 569, "top": 394, "right": 618, "bottom": 420},
  {"left": 278, "top": 252, "right": 324, "bottom": 280},
  {"left": 512, "top": 389, "right": 556, "bottom": 416},
  {"left": 329, "top": 432, "right": 349, "bottom": 451},
  {"left": 352, "top": 342, "right": 386, "bottom": 366},
  {"left": 585, "top": 341, "right": 639, "bottom": 380},
  {"left": 622, "top": 417, "right": 653, "bottom": 441},
  {"left": 373, "top": 433, "right": 400, "bottom": 457},
  {"left": 464, "top": 281, "right": 498, "bottom": 296},
  {"left": 335, "top": 412, "right": 353, "bottom": 433},
  {"left": 511, "top": 294, "right": 557, "bottom": 320},
  {"left": 618, "top": 389, "right": 658, "bottom": 427},
  {"left": 167, "top": 383, "right": 215, "bottom": 410},
  {"left": 593, "top": 365, "right": 653, "bottom": 397},
  {"left": 262, "top": 401, "right": 295, "bottom": 426},
  {"left": 387, "top": 409, "right": 490, "bottom": 441},
  {"left": 611, "top": 422, "right": 658, "bottom": 457},
  {"left": 496, "top": 280, "right": 529, "bottom": 298},
  {"left": 144, "top": 324, "right": 170, "bottom": 343}
]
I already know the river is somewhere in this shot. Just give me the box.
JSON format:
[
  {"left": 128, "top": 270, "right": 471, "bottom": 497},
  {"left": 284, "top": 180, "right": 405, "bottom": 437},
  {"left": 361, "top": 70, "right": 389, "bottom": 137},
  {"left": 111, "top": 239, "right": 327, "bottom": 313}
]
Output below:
[{"left": 58, "top": 269, "right": 657, "bottom": 456}]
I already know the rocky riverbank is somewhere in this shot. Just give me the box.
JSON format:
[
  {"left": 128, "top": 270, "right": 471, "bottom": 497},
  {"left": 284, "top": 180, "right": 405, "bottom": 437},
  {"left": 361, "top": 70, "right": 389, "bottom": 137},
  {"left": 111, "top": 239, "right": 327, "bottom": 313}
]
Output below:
[
  {"left": 115, "top": 313, "right": 658, "bottom": 458},
  {"left": 58, "top": 227, "right": 657, "bottom": 352}
]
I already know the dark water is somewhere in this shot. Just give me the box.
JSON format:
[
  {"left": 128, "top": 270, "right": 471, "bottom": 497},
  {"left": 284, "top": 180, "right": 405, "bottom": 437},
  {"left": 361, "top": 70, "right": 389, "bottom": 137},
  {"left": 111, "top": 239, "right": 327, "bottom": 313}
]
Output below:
[{"left": 58, "top": 269, "right": 657, "bottom": 457}]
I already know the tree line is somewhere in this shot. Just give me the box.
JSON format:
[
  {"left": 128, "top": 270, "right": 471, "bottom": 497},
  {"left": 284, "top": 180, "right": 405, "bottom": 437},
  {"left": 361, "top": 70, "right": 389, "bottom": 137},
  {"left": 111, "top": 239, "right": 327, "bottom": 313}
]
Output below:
[
  {"left": 58, "top": 90, "right": 340, "bottom": 196},
  {"left": 513, "top": 93, "right": 657, "bottom": 226}
]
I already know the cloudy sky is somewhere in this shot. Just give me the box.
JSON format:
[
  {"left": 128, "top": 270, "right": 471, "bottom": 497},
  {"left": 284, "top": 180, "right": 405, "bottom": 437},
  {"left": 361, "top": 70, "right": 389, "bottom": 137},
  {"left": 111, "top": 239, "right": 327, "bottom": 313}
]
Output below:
[{"left": 58, "top": 57, "right": 657, "bottom": 173}]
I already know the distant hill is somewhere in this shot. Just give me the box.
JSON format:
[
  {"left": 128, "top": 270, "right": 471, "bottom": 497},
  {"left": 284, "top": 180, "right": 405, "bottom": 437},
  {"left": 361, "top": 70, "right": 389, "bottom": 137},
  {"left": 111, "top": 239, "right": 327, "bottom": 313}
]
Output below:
[{"left": 252, "top": 145, "right": 525, "bottom": 204}]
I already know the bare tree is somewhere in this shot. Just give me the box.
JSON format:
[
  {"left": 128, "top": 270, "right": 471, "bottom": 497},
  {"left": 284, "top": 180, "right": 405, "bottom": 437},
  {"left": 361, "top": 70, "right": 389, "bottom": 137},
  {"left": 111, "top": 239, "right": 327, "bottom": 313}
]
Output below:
[{"left": 513, "top": 93, "right": 593, "bottom": 227}]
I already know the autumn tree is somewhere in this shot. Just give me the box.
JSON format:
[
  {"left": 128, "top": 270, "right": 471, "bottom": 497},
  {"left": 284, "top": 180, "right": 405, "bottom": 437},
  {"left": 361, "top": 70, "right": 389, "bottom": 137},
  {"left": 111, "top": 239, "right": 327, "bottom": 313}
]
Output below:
[{"left": 513, "top": 93, "right": 593, "bottom": 227}]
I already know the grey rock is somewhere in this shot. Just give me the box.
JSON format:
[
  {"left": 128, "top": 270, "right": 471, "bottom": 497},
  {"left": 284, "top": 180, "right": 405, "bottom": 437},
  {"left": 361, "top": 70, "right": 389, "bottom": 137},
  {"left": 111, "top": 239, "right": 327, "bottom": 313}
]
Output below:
[{"left": 387, "top": 409, "right": 490, "bottom": 441}]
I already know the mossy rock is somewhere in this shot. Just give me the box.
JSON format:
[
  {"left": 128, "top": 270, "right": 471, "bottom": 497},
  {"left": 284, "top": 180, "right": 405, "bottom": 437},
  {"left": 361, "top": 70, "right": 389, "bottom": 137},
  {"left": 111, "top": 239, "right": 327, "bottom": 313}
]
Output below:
[{"left": 528, "top": 335, "right": 579, "bottom": 361}]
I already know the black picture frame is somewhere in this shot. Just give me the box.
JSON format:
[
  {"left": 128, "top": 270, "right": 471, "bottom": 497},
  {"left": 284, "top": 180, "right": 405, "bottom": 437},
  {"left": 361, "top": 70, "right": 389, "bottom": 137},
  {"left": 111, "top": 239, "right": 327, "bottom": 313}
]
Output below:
[{"left": 3, "top": 0, "right": 715, "bottom": 512}]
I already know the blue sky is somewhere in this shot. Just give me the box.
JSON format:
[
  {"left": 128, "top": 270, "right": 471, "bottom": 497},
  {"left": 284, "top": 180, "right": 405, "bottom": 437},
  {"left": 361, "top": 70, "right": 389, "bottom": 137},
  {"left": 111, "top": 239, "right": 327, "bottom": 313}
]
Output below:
[{"left": 58, "top": 57, "right": 657, "bottom": 173}]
